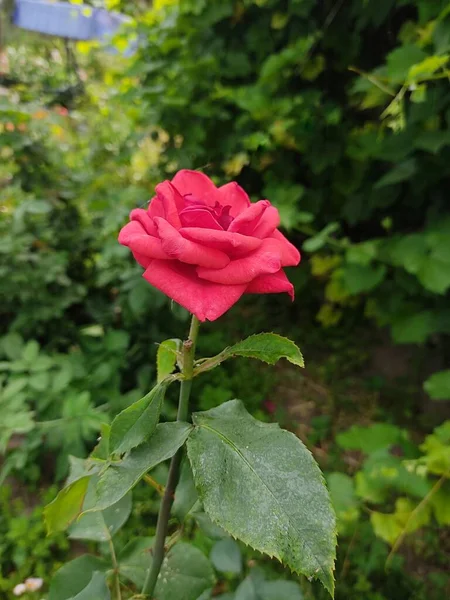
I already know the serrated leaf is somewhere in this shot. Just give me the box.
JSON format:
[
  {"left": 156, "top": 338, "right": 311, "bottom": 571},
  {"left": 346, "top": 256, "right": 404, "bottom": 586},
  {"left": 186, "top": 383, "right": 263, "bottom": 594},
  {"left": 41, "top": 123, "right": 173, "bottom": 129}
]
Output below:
[
  {"left": 49, "top": 555, "right": 109, "bottom": 600},
  {"left": 109, "top": 382, "right": 167, "bottom": 455},
  {"left": 92, "top": 422, "right": 192, "bottom": 511},
  {"left": 119, "top": 538, "right": 215, "bottom": 599},
  {"left": 211, "top": 539, "right": 242, "bottom": 574},
  {"left": 227, "top": 334, "right": 304, "bottom": 366},
  {"left": 196, "top": 334, "right": 303, "bottom": 376},
  {"left": 157, "top": 339, "right": 181, "bottom": 382},
  {"left": 187, "top": 400, "right": 336, "bottom": 596},
  {"left": 44, "top": 476, "right": 91, "bottom": 535},
  {"left": 424, "top": 370, "right": 450, "bottom": 400}
]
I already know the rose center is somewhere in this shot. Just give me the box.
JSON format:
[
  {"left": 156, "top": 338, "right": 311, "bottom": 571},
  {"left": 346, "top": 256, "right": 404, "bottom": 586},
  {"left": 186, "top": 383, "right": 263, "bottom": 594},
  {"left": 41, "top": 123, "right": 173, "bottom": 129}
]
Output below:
[{"left": 180, "top": 194, "right": 234, "bottom": 230}]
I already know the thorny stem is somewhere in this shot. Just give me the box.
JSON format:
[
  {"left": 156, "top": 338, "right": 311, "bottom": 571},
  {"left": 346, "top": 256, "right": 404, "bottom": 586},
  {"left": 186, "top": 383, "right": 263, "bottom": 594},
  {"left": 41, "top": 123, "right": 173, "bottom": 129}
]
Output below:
[{"left": 141, "top": 315, "right": 200, "bottom": 598}]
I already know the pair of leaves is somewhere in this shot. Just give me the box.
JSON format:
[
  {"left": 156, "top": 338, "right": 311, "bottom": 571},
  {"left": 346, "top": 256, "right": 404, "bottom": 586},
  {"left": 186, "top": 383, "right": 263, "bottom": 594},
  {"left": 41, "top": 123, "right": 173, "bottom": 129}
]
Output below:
[{"left": 45, "top": 421, "right": 192, "bottom": 534}]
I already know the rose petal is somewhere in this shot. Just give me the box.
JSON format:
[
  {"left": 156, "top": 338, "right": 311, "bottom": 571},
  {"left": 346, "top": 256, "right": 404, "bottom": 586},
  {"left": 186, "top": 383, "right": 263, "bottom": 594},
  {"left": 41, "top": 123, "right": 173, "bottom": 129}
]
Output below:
[
  {"left": 180, "top": 227, "right": 262, "bottom": 256},
  {"left": 179, "top": 206, "right": 223, "bottom": 230},
  {"left": 130, "top": 208, "right": 157, "bottom": 236},
  {"left": 155, "top": 181, "right": 184, "bottom": 229},
  {"left": 217, "top": 182, "right": 251, "bottom": 216},
  {"left": 155, "top": 218, "right": 230, "bottom": 268},
  {"left": 119, "top": 219, "right": 169, "bottom": 260},
  {"left": 271, "top": 230, "right": 301, "bottom": 266},
  {"left": 118, "top": 220, "right": 146, "bottom": 246},
  {"left": 171, "top": 169, "right": 219, "bottom": 206},
  {"left": 245, "top": 270, "right": 294, "bottom": 300},
  {"left": 251, "top": 205, "right": 280, "bottom": 238},
  {"left": 228, "top": 200, "right": 270, "bottom": 235},
  {"left": 143, "top": 260, "right": 247, "bottom": 321},
  {"left": 148, "top": 194, "right": 166, "bottom": 220},
  {"left": 132, "top": 251, "right": 152, "bottom": 269},
  {"left": 197, "top": 238, "right": 282, "bottom": 284}
]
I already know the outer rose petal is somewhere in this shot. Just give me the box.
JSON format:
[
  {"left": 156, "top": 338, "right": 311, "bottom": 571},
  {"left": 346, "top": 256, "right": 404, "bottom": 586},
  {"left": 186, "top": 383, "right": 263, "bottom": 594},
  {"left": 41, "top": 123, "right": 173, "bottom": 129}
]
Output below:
[
  {"left": 129, "top": 208, "right": 157, "bottom": 236},
  {"left": 147, "top": 194, "right": 166, "bottom": 220},
  {"left": 118, "top": 220, "right": 146, "bottom": 245},
  {"left": 251, "top": 205, "right": 280, "bottom": 238},
  {"left": 155, "top": 218, "right": 230, "bottom": 268},
  {"left": 132, "top": 251, "right": 152, "bottom": 269},
  {"left": 217, "top": 182, "right": 251, "bottom": 216},
  {"left": 245, "top": 270, "right": 294, "bottom": 300},
  {"left": 119, "top": 220, "right": 169, "bottom": 260},
  {"left": 155, "top": 181, "right": 184, "bottom": 229},
  {"left": 126, "top": 235, "right": 169, "bottom": 259},
  {"left": 171, "top": 169, "right": 219, "bottom": 206},
  {"left": 228, "top": 200, "right": 270, "bottom": 235},
  {"left": 143, "top": 260, "right": 247, "bottom": 322},
  {"left": 197, "top": 238, "right": 282, "bottom": 285},
  {"left": 271, "top": 230, "right": 301, "bottom": 266},
  {"left": 180, "top": 227, "right": 262, "bottom": 256}
]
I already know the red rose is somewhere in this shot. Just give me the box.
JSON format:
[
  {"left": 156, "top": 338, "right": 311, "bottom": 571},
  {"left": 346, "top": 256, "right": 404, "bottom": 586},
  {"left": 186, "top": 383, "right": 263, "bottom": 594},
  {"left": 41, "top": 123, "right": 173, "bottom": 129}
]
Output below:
[{"left": 118, "top": 170, "right": 300, "bottom": 321}]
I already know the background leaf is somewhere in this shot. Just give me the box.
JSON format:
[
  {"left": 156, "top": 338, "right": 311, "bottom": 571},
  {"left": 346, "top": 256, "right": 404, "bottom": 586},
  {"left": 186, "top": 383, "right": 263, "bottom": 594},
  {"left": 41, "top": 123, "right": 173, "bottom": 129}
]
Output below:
[
  {"left": 210, "top": 539, "right": 242, "bottom": 574},
  {"left": 49, "top": 555, "right": 109, "bottom": 600}
]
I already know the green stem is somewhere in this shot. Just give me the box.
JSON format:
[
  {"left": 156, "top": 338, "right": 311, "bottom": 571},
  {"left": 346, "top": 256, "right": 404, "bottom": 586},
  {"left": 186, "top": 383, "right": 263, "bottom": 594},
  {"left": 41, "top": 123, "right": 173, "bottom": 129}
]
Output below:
[{"left": 141, "top": 315, "right": 200, "bottom": 598}]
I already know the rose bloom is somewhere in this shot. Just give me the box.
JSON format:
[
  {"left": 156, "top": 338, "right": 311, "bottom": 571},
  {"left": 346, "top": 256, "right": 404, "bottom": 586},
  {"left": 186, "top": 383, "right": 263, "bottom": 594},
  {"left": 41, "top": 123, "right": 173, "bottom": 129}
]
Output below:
[{"left": 119, "top": 170, "right": 300, "bottom": 321}]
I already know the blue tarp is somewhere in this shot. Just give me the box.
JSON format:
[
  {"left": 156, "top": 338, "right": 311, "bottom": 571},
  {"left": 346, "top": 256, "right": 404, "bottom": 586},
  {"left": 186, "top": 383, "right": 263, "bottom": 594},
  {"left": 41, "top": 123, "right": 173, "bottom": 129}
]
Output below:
[{"left": 13, "top": 0, "right": 137, "bottom": 54}]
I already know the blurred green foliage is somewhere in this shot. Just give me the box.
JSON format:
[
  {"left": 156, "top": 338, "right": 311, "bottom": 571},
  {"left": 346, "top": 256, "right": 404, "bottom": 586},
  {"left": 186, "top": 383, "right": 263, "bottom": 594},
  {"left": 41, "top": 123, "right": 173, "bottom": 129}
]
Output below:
[{"left": 0, "top": 0, "right": 449, "bottom": 598}]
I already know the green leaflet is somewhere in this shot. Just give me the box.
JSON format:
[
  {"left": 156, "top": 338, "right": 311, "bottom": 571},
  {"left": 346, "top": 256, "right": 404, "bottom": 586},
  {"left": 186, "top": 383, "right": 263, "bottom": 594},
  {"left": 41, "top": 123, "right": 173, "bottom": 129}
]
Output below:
[
  {"left": 109, "top": 381, "right": 168, "bottom": 455},
  {"left": 157, "top": 338, "right": 181, "bottom": 382},
  {"left": 71, "top": 572, "right": 110, "bottom": 600},
  {"left": 210, "top": 539, "right": 242, "bottom": 574},
  {"left": 49, "top": 555, "right": 109, "bottom": 600},
  {"left": 44, "top": 476, "right": 91, "bottom": 535},
  {"left": 195, "top": 333, "right": 304, "bottom": 376},
  {"left": 92, "top": 421, "right": 192, "bottom": 511},
  {"left": 68, "top": 485, "right": 132, "bottom": 542},
  {"left": 187, "top": 400, "right": 336, "bottom": 596}
]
